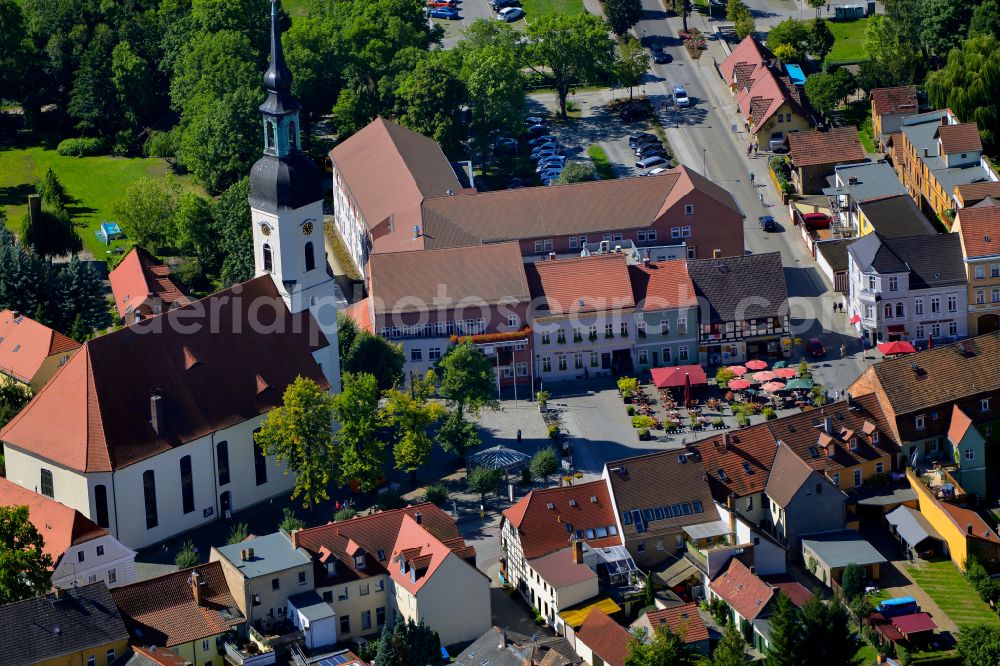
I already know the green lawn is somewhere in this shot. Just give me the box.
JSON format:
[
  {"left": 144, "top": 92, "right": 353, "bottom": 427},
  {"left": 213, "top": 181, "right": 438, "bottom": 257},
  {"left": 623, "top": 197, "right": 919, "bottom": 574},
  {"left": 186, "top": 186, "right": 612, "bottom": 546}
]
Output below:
[
  {"left": 587, "top": 145, "right": 617, "bottom": 180},
  {"left": 0, "top": 144, "right": 202, "bottom": 257},
  {"left": 805, "top": 17, "right": 870, "bottom": 64},
  {"left": 906, "top": 560, "right": 1000, "bottom": 631},
  {"left": 282, "top": 0, "right": 312, "bottom": 17},
  {"left": 521, "top": 0, "right": 585, "bottom": 20},
  {"left": 854, "top": 643, "right": 879, "bottom": 665}
]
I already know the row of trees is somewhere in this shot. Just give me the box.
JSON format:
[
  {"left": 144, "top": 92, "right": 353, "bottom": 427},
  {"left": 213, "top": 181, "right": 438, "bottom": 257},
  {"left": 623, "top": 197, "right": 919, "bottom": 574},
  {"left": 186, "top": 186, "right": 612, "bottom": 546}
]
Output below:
[
  {"left": 625, "top": 617, "right": 747, "bottom": 666},
  {"left": 766, "top": 18, "right": 835, "bottom": 64}
]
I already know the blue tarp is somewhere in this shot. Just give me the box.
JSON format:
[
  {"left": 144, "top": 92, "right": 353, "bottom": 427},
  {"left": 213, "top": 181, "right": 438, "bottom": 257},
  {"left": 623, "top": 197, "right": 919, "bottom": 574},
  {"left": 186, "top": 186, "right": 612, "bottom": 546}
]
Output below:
[{"left": 785, "top": 64, "right": 806, "bottom": 86}]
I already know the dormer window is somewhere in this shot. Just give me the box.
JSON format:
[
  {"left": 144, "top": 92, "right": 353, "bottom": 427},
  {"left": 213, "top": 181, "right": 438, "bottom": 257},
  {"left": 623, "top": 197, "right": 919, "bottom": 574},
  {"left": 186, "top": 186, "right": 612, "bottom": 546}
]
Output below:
[
  {"left": 915, "top": 415, "right": 926, "bottom": 430},
  {"left": 399, "top": 559, "right": 407, "bottom": 574},
  {"left": 354, "top": 554, "right": 366, "bottom": 570},
  {"left": 872, "top": 431, "right": 880, "bottom": 444},
  {"left": 849, "top": 438, "right": 858, "bottom": 450},
  {"left": 326, "top": 560, "right": 337, "bottom": 576},
  {"left": 982, "top": 398, "right": 991, "bottom": 413},
  {"left": 377, "top": 549, "right": 386, "bottom": 562}
]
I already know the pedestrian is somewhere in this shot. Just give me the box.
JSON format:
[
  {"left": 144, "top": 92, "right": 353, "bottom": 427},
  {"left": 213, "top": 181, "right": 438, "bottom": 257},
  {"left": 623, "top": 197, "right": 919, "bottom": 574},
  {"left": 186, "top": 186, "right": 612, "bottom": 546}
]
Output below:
[
  {"left": 750, "top": 171, "right": 755, "bottom": 185},
  {"left": 759, "top": 191, "right": 764, "bottom": 204},
  {"left": 832, "top": 302, "right": 837, "bottom": 316},
  {"left": 753, "top": 143, "right": 758, "bottom": 157},
  {"left": 747, "top": 144, "right": 753, "bottom": 158},
  {"left": 840, "top": 344, "right": 846, "bottom": 358}
]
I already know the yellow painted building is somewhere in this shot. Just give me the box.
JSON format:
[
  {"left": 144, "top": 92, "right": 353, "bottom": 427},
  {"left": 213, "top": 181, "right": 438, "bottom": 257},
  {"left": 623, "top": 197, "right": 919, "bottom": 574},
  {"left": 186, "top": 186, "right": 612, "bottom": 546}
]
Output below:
[{"left": 34, "top": 639, "right": 130, "bottom": 666}]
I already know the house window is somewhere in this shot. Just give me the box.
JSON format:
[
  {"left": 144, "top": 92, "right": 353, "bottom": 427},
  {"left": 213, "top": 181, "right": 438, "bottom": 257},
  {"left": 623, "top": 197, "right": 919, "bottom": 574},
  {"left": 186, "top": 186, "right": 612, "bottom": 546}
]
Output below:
[
  {"left": 590, "top": 352, "right": 599, "bottom": 367},
  {"left": 428, "top": 347, "right": 441, "bottom": 361},
  {"left": 179, "top": 455, "right": 194, "bottom": 514},
  {"left": 362, "top": 610, "right": 372, "bottom": 631},
  {"left": 606, "top": 323, "right": 614, "bottom": 337},
  {"left": 558, "top": 355, "right": 567, "bottom": 371},
  {"left": 217, "top": 441, "right": 230, "bottom": 486},
  {"left": 916, "top": 325, "right": 925, "bottom": 339},
  {"left": 338, "top": 586, "right": 349, "bottom": 600},
  {"left": 40, "top": 469, "right": 53, "bottom": 498},
  {"left": 542, "top": 357, "right": 551, "bottom": 372},
  {"left": 298, "top": 571, "right": 307, "bottom": 585},
  {"left": 636, "top": 542, "right": 646, "bottom": 553},
  {"left": 377, "top": 606, "right": 386, "bottom": 627},
  {"left": 977, "top": 289, "right": 987, "bottom": 305},
  {"left": 78, "top": 550, "right": 85, "bottom": 563},
  {"left": 853, "top": 469, "right": 862, "bottom": 487},
  {"left": 850, "top": 438, "right": 858, "bottom": 450},
  {"left": 677, "top": 317, "right": 687, "bottom": 334},
  {"left": 88, "top": 657, "right": 96, "bottom": 666},
  {"left": 638, "top": 349, "right": 648, "bottom": 364},
  {"left": 679, "top": 346, "right": 689, "bottom": 361},
  {"left": 569, "top": 236, "right": 579, "bottom": 249},
  {"left": 354, "top": 554, "right": 366, "bottom": 570},
  {"left": 876, "top": 462, "right": 884, "bottom": 474},
  {"left": 508, "top": 314, "right": 519, "bottom": 328},
  {"left": 660, "top": 319, "right": 670, "bottom": 335},
  {"left": 993, "top": 288, "right": 1000, "bottom": 303},
  {"left": 888, "top": 276, "right": 898, "bottom": 291},
  {"left": 340, "top": 615, "right": 351, "bottom": 634},
  {"left": 895, "top": 302, "right": 904, "bottom": 318},
  {"left": 947, "top": 295, "right": 957, "bottom": 312},
  {"left": 671, "top": 227, "right": 681, "bottom": 239},
  {"left": 637, "top": 230, "right": 647, "bottom": 242},
  {"left": 663, "top": 347, "right": 672, "bottom": 363},
  {"left": 620, "top": 322, "right": 629, "bottom": 336},
  {"left": 541, "top": 331, "right": 550, "bottom": 345},
  {"left": 832, "top": 473, "right": 840, "bottom": 486},
  {"left": 915, "top": 415, "right": 926, "bottom": 430},
  {"left": 931, "top": 296, "right": 940, "bottom": 313},
  {"left": 143, "top": 470, "right": 158, "bottom": 529},
  {"left": 868, "top": 276, "right": 877, "bottom": 292},
  {"left": 613, "top": 233, "right": 623, "bottom": 242},
  {"left": 556, "top": 330, "right": 566, "bottom": 344},
  {"left": 647, "top": 229, "right": 657, "bottom": 241},
  {"left": 253, "top": 429, "right": 268, "bottom": 485},
  {"left": 684, "top": 204, "right": 694, "bottom": 215},
  {"left": 966, "top": 449, "right": 975, "bottom": 461},
  {"left": 534, "top": 241, "right": 543, "bottom": 253},
  {"left": 949, "top": 321, "right": 958, "bottom": 336},
  {"left": 574, "top": 353, "right": 583, "bottom": 369},
  {"left": 914, "top": 298, "right": 924, "bottom": 315},
  {"left": 360, "top": 582, "right": 370, "bottom": 595},
  {"left": 203, "top": 640, "right": 210, "bottom": 651},
  {"left": 263, "top": 243, "right": 273, "bottom": 272},
  {"left": 410, "top": 348, "right": 422, "bottom": 362},
  {"left": 376, "top": 579, "right": 385, "bottom": 591},
  {"left": 982, "top": 398, "right": 991, "bottom": 412},
  {"left": 976, "top": 265, "right": 985, "bottom": 279},
  {"left": 517, "top": 362, "right": 528, "bottom": 376},
  {"left": 578, "top": 236, "right": 587, "bottom": 246},
  {"left": 884, "top": 303, "right": 893, "bottom": 319},
  {"left": 304, "top": 242, "right": 316, "bottom": 271},
  {"left": 682, "top": 226, "right": 691, "bottom": 238},
  {"left": 872, "top": 431, "right": 880, "bottom": 444},
  {"left": 96, "top": 545, "right": 104, "bottom": 557},
  {"left": 637, "top": 321, "right": 646, "bottom": 337},
  {"left": 931, "top": 323, "right": 941, "bottom": 337},
  {"left": 107, "top": 650, "right": 116, "bottom": 663},
  {"left": 992, "top": 264, "right": 1000, "bottom": 278},
  {"left": 272, "top": 578, "right": 280, "bottom": 591},
  {"left": 323, "top": 591, "right": 333, "bottom": 602},
  {"left": 543, "top": 239, "right": 553, "bottom": 251}
]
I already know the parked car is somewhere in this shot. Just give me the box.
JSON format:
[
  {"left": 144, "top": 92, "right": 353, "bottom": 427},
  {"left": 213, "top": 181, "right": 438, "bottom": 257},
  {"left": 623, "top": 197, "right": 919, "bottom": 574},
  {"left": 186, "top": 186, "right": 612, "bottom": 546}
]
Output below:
[
  {"left": 525, "top": 124, "right": 548, "bottom": 137},
  {"left": 537, "top": 159, "right": 566, "bottom": 173},
  {"left": 633, "top": 135, "right": 661, "bottom": 148},
  {"left": 637, "top": 155, "right": 669, "bottom": 169},
  {"left": 647, "top": 167, "right": 669, "bottom": 175},
  {"left": 802, "top": 212, "right": 831, "bottom": 229},
  {"left": 759, "top": 215, "right": 777, "bottom": 232},
  {"left": 537, "top": 155, "right": 566, "bottom": 168},
  {"left": 531, "top": 149, "right": 561, "bottom": 161},
  {"left": 651, "top": 46, "right": 671, "bottom": 64},
  {"left": 497, "top": 6, "right": 524, "bottom": 21},
  {"left": 673, "top": 85, "right": 690, "bottom": 107},
  {"left": 620, "top": 105, "right": 649, "bottom": 121},
  {"left": 493, "top": 137, "right": 517, "bottom": 155},
  {"left": 491, "top": 0, "right": 520, "bottom": 9},
  {"left": 540, "top": 170, "right": 563, "bottom": 183},
  {"left": 530, "top": 140, "right": 559, "bottom": 152},
  {"left": 635, "top": 144, "right": 665, "bottom": 158},
  {"left": 528, "top": 135, "right": 556, "bottom": 147},
  {"left": 428, "top": 0, "right": 457, "bottom": 7},
  {"left": 807, "top": 338, "right": 826, "bottom": 358},
  {"left": 428, "top": 6, "right": 460, "bottom": 18},
  {"left": 629, "top": 133, "right": 657, "bottom": 149},
  {"left": 769, "top": 132, "right": 787, "bottom": 152}
]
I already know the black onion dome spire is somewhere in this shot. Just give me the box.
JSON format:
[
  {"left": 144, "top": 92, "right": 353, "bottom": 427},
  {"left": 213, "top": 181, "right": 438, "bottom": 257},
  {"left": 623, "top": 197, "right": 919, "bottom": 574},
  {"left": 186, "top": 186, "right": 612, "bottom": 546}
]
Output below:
[{"left": 263, "top": 0, "right": 292, "bottom": 93}]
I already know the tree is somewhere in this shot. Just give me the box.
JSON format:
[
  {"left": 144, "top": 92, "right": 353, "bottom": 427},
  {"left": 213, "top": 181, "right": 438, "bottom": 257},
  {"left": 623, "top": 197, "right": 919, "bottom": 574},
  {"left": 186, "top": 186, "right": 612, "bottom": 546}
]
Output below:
[
  {"left": 53, "top": 256, "right": 110, "bottom": 333},
  {"left": 175, "top": 539, "right": 199, "bottom": 568},
  {"left": 626, "top": 625, "right": 696, "bottom": 666},
  {"left": 19, "top": 205, "right": 81, "bottom": 260},
  {"left": 806, "top": 0, "right": 824, "bottom": 17},
  {"left": 557, "top": 162, "right": 598, "bottom": 184},
  {"left": 864, "top": 14, "right": 919, "bottom": 86},
  {"left": 919, "top": 0, "right": 974, "bottom": 58},
  {"left": 764, "top": 591, "right": 800, "bottom": 666},
  {"left": 926, "top": 35, "right": 1000, "bottom": 150},
  {"left": 394, "top": 50, "right": 466, "bottom": 152},
  {"left": 840, "top": 562, "right": 865, "bottom": 600},
  {"left": 0, "top": 0, "right": 30, "bottom": 108},
  {"left": 436, "top": 408, "right": 481, "bottom": 457},
  {"left": 0, "top": 505, "right": 52, "bottom": 604},
  {"left": 227, "top": 522, "right": 249, "bottom": 544},
  {"left": 337, "top": 312, "right": 360, "bottom": 366},
  {"left": 526, "top": 15, "right": 616, "bottom": 118},
  {"left": 438, "top": 342, "right": 500, "bottom": 415},
  {"left": 0, "top": 241, "right": 50, "bottom": 319},
  {"left": 958, "top": 624, "right": 1000, "bottom": 666},
  {"left": 608, "top": 0, "right": 644, "bottom": 36},
  {"left": 642, "top": 573, "right": 655, "bottom": 608},
  {"left": 342, "top": 331, "right": 405, "bottom": 391},
  {"left": 113, "top": 177, "right": 180, "bottom": 252},
  {"left": 734, "top": 8, "right": 756, "bottom": 39},
  {"left": 284, "top": 14, "right": 343, "bottom": 128},
  {"left": 613, "top": 36, "right": 648, "bottom": 101},
  {"left": 333, "top": 372, "right": 386, "bottom": 493},
  {"left": 381, "top": 371, "right": 447, "bottom": 478},
  {"left": 0, "top": 382, "right": 32, "bottom": 429},
  {"left": 111, "top": 40, "right": 157, "bottom": 145},
  {"left": 255, "top": 377, "right": 338, "bottom": 509},
  {"left": 726, "top": 0, "right": 747, "bottom": 21},
  {"left": 808, "top": 18, "right": 835, "bottom": 62},
  {"left": 67, "top": 24, "right": 119, "bottom": 139},
  {"left": 970, "top": 0, "right": 1000, "bottom": 38},
  {"left": 467, "top": 466, "right": 502, "bottom": 502},
  {"left": 798, "top": 594, "right": 857, "bottom": 664},
  {"left": 669, "top": 0, "right": 694, "bottom": 32},
  {"left": 279, "top": 507, "right": 306, "bottom": 533},
  {"left": 375, "top": 619, "right": 440, "bottom": 666},
  {"left": 767, "top": 19, "right": 810, "bottom": 62},
  {"left": 804, "top": 69, "right": 855, "bottom": 116},
  {"left": 530, "top": 447, "right": 560, "bottom": 487},
  {"left": 211, "top": 177, "right": 255, "bottom": 286},
  {"left": 174, "top": 191, "right": 215, "bottom": 262},
  {"left": 712, "top": 620, "right": 747, "bottom": 666},
  {"left": 36, "top": 169, "right": 70, "bottom": 211}
]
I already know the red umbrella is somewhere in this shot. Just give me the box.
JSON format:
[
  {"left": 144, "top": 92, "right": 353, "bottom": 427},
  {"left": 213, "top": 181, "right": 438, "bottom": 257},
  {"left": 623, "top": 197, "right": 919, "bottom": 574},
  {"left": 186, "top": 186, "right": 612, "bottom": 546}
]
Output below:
[
  {"left": 746, "top": 359, "right": 768, "bottom": 371},
  {"left": 726, "top": 365, "right": 748, "bottom": 376},
  {"left": 752, "top": 370, "right": 776, "bottom": 382},
  {"left": 849, "top": 314, "right": 861, "bottom": 325},
  {"left": 774, "top": 367, "right": 798, "bottom": 379},
  {"left": 684, "top": 373, "right": 693, "bottom": 408},
  {"left": 878, "top": 341, "right": 916, "bottom": 356},
  {"left": 927, "top": 334, "right": 933, "bottom": 349},
  {"left": 728, "top": 379, "right": 752, "bottom": 390},
  {"left": 761, "top": 381, "right": 786, "bottom": 392}
]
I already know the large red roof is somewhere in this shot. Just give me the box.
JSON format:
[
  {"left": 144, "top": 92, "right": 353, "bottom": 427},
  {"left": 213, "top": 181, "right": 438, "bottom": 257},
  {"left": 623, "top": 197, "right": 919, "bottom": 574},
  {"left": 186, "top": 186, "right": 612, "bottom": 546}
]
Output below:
[
  {"left": 525, "top": 255, "right": 634, "bottom": 316},
  {"left": 693, "top": 426, "right": 777, "bottom": 499},
  {"left": 109, "top": 248, "right": 191, "bottom": 320},
  {"left": 644, "top": 603, "right": 709, "bottom": 644},
  {"left": 0, "top": 310, "right": 80, "bottom": 384},
  {"left": 709, "top": 558, "right": 773, "bottom": 621},
  {"left": 629, "top": 260, "right": 697, "bottom": 310},
  {"left": 956, "top": 200, "right": 1000, "bottom": 258},
  {"left": 576, "top": 610, "right": 630, "bottom": 666}
]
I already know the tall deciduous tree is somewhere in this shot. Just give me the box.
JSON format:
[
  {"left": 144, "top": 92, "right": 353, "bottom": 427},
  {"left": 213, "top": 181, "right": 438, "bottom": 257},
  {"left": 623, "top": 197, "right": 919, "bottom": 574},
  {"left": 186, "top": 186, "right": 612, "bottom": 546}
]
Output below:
[
  {"left": 919, "top": 0, "right": 974, "bottom": 58},
  {"left": 526, "top": 15, "right": 615, "bottom": 118},
  {"left": 467, "top": 466, "right": 503, "bottom": 502},
  {"left": 767, "top": 19, "right": 810, "bottom": 62},
  {"left": 926, "top": 34, "right": 999, "bottom": 150},
  {"left": 438, "top": 342, "right": 501, "bottom": 415},
  {"left": 381, "top": 371, "right": 446, "bottom": 478},
  {"left": 970, "top": 0, "right": 1000, "bottom": 38},
  {"left": 255, "top": 376, "right": 338, "bottom": 509},
  {"left": 113, "top": 177, "right": 180, "bottom": 252},
  {"left": 211, "top": 177, "right": 255, "bottom": 286},
  {"left": 626, "top": 625, "right": 697, "bottom": 666},
  {"left": 0, "top": 383, "right": 32, "bottom": 429},
  {"left": 0, "top": 505, "right": 53, "bottom": 604},
  {"left": 614, "top": 36, "right": 649, "bottom": 100},
  {"left": 808, "top": 18, "right": 835, "bottom": 62},
  {"left": 608, "top": 0, "right": 644, "bottom": 36},
  {"left": 958, "top": 624, "right": 1000, "bottom": 666},
  {"left": 530, "top": 447, "right": 560, "bottom": 487},
  {"left": 342, "top": 332, "right": 405, "bottom": 391},
  {"left": 333, "top": 372, "right": 385, "bottom": 493},
  {"left": 864, "top": 14, "right": 919, "bottom": 85},
  {"left": 435, "top": 408, "right": 481, "bottom": 457},
  {"left": 173, "top": 191, "right": 215, "bottom": 263},
  {"left": 394, "top": 51, "right": 466, "bottom": 152},
  {"left": 375, "top": 619, "right": 440, "bottom": 666}
]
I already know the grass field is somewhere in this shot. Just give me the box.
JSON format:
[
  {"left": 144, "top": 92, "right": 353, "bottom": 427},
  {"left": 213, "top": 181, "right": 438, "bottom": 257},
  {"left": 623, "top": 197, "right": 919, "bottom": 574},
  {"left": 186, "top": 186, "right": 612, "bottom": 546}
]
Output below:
[
  {"left": 804, "top": 17, "right": 870, "bottom": 63},
  {"left": 587, "top": 145, "right": 617, "bottom": 180},
  {"left": 521, "top": 0, "right": 585, "bottom": 19},
  {"left": 0, "top": 144, "right": 202, "bottom": 257},
  {"left": 282, "top": 0, "right": 312, "bottom": 17},
  {"left": 907, "top": 560, "right": 1000, "bottom": 631}
]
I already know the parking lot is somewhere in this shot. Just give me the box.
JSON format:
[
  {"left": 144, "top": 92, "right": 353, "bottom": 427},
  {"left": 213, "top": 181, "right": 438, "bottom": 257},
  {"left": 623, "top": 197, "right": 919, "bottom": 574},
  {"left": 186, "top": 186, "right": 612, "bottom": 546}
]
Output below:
[{"left": 432, "top": 0, "right": 524, "bottom": 49}]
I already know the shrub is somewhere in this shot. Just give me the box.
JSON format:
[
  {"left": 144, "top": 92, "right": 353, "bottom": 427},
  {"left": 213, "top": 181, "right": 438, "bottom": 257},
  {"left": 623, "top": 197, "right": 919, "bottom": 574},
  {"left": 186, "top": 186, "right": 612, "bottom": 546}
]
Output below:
[
  {"left": 715, "top": 367, "right": 736, "bottom": 387},
  {"left": 279, "top": 507, "right": 305, "bottom": 533},
  {"left": 376, "top": 490, "right": 405, "bottom": 510},
  {"left": 227, "top": 522, "right": 249, "bottom": 545},
  {"left": 56, "top": 137, "right": 104, "bottom": 157},
  {"left": 425, "top": 483, "right": 449, "bottom": 506},
  {"left": 536, "top": 390, "right": 550, "bottom": 408},
  {"left": 664, "top": 419, "right": 678, "bottom": 432},
  {"left": 144, "top": 129, "right": 178, "bottom": 159},
  {"left": 175, "top": 539, "right": 199, "bottom": 568},
  {"left": 334, "top": 507, "right": 357, "bottom": 522},
  {"left": 632, "top": 415, "right": 657, "bottom": 429},
  {"left": 737, "top": 413, "right": 751, "bottom": 428},
  {"left": 763, "top": 406, "right": 777, "bottom": 420},
  {"left": 617, "top": 376, "right": 639, "bottom": 398},
  {"left": 627, "top": 405, "right": 636, "bottom": 416},
  {"left": 637, "top": 428, "right": 650, "bottom": 440},
  {"left": 713, "top": 417, "right": 725, "bottom": 427},
  {"left": 547, "top": 423, "right": 560, "bottom": 438}
]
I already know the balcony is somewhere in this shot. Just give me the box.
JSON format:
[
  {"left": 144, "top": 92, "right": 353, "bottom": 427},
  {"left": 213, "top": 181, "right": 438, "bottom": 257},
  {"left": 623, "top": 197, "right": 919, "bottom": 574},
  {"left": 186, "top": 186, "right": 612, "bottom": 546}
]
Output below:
[{"left": 225, "top": 630, "right": 275, "bottom": 666}]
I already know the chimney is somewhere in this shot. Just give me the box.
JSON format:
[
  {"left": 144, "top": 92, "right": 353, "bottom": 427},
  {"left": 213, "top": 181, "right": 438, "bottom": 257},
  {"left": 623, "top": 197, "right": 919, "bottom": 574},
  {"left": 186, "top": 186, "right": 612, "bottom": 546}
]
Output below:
[
  {"left": 722, "top": 432, "right": 730, "bottom": 450},
  {"left": 51, "top": 587, "right": 65, "bottom": 600},
  {"left": 150, "top": 394, "right": 164, "bottom": 436},
  {"left": 190, "top": 570, "right": 203, "bottom": 606},
  {"left": 924, "top": 148, "right": 930, "bottom": 157},
  {"left": 414, "top": 510, "right": 422, "bottom": 525},
  {"left": 824, "top": 417, "right": 833, "bottom": 434},
  {"left": 572, "top": 539, "right": 583, "bottom": 564},
  {"left": 726, "top": 494, "right": 736, "bottom": 535},
  {"left": 247, "top": 547, "right": 254, "bottom": 559},
  {"left": 290, "top": 529, "right": 300, "bottom": 549},
  {"left": 846, "top": 391, "right": 853, "bottom": 409},
  {"left": 549, "top": 251, "right": 556, "bottom": 261},
  {"left": 848, "top": 176, "right": 858, "bottom": 185},
  {"left": 28, "top": 194, "right": 41, "bottom": 224},
  {"left": 499, "top": 630, "right": 508, "bottom": 649}
]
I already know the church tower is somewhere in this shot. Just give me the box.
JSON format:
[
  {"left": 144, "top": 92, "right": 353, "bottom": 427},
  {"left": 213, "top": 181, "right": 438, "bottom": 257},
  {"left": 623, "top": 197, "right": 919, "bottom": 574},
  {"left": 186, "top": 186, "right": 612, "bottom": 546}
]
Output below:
[{"left": 250, "top": 0, "right": 341, "bottom": 391}]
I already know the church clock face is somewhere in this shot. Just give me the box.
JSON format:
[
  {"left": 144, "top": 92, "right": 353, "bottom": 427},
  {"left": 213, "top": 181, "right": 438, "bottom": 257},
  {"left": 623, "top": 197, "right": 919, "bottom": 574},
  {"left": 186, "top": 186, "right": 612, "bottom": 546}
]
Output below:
[
  {"left": 302, "top": 221, "right": 314, "bottom": 236},
  {"left": 259, "top": 222, "right": 271, "bottom": 237}
]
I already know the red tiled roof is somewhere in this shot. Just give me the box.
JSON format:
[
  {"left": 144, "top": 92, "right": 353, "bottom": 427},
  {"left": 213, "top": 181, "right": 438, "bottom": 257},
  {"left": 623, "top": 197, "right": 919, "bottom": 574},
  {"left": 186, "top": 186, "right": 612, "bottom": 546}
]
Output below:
[
  {"left": 131, "top": 645, "right": 189, "bottom": 666},
  {"left": 629, "top": 260, "right": 697, "bottom": 310},
  {"left": 709, "top": 558, "right": 773, "bottom": 621},
  {"left": 0, "top": 310, "right": 80, "bottom": 384},
  {"left": 956, "top": 200, "right": 1000, "bottom": 258},
  {"left": 937, "top": 123, "right": 983, "bottom": 154},
  {"left": 110, "top": 561, "right": 243, "bottom": 648},
  {"left": 720, "top": 36, "right": 770, "bottom": 86},
  {"left": 390, "top": 514, "right": 457, "bottom": 594},
  {"left": 735, "top": 67, "right": 807, "bottom": 129},
  {"left": 947, "top": 404, "right": 974, "bottom": 444},
  {"left": 941, "top": 503, "right": 999, "bottom": 543},
  {"left": 787, "top": 127, "right": 865, "bottom": 168},
  {"left": 576, "top": 610, "right": 630, "bottom": 666},
  {"left": 0, "top": 477, "right": 109, "bottom": 568},
  {"left": 644, "top": 603, "right": 709, "bottom": 644},
  {"left": 956, "top": 182, "right": 1000, "bottom": 207},
  {"left": 109, "top": 248, "right": 191, "bottom": 320},
  {"left": 342, "top": 298, "right": 373, "bottom": 333},
  {"left": 501, "top": 480, "right": 618, "bottom": 560},
  {"left": 525, "top": 255, "right": 634, "bottom": 316},
  {"left": 0, "top": 276, "right": 330, "bottom": 472},
  {"left": 891, "top": 612, "right": 937, "bottom": 636},
  {"left": 760, "top": 576, "right": 813, "bottom": 608},
  {"left": 692, "top": 426, "right": 777, "bottom": 499},
  {"left": 870, "top": 86, "right": 918, "bottom": 117}
]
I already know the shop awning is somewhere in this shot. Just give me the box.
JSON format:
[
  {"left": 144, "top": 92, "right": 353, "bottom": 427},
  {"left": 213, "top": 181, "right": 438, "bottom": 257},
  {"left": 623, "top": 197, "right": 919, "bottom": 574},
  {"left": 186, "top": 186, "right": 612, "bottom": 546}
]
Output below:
[
  {"left": 651, "top": 364, "right": 708, "bottom": 389},
  {"left": 887, "top": 324, "right": 906, "bottom": 333}
]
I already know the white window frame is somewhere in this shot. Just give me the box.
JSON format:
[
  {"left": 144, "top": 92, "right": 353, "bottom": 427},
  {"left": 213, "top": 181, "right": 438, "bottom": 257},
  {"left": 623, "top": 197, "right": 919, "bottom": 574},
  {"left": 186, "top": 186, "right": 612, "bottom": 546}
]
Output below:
[
  {"left": 915, "top": 415, "right": 926, "bottom": 430},
  {"left": 684, "top": 204, "right": 694, "bottom": 216}
]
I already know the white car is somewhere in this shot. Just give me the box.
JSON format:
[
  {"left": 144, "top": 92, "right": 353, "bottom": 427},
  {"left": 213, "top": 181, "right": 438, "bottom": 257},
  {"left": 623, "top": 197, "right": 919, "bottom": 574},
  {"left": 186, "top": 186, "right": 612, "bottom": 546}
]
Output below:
[
  {"left": 647, "top": 167, "right": 669, "bottom": 175},
  {"left": 673, "top": 85, "right": 690, "bottom": 107},
  {"left": 497, "top": 6, "right": 524, "bottom": 21}
]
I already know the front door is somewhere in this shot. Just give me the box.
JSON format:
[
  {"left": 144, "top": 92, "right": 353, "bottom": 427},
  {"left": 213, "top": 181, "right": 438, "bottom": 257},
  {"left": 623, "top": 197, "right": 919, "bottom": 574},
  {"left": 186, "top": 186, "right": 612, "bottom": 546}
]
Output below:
[
  {"left": 220, "top": 491, "right": 232, "bottom": 518},
  {"left": 601, "top": 352, "right": 611, "bottom": 370}
]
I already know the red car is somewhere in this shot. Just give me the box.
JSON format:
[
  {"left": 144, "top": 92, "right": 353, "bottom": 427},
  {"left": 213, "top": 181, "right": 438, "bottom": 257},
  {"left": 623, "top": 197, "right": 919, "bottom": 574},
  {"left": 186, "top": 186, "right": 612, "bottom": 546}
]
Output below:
[
  {"left": 807, "top": 338, "right": 826, "bottom": 358},
  {"left": 802, "top": 212, "right": 831, "bottom": 229},
  {"left": 428, "top": 0, "right": 456, "bottom": 7}
]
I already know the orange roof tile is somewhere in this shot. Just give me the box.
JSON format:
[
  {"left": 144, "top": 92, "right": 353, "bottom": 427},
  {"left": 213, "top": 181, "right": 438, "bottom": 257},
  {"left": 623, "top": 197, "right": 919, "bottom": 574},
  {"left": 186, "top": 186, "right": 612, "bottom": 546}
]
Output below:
[
  {"left": 343, "top": 298, "right": 374, "bottom": 333},
  {"left": 955, "top": 182, "right": 1000, "bottom": 207},
  {"left": 110, "top": 561, "right": 243, "bottom": 648},
  {"left": 501, "top": 480, "right": 618, "bottom": 560},
  {"left": 0, "top": 310, "right": 80, "bottom": 384},
  {"left": 787, "top": 127, "right": 865, "bottom": 168},
  {"left": 956, "top": 200, "right": 1000, "bottom": 258},
  {"left": 576, "top": 610, "right": 630, "bottom": 666},
  {"left": 390, "top": 514, "right": 456, "bottom": 594},
  {"left": 937, "top": 123, "right": 983, "bottom": 154},
  {"left": 940, "top": 503, "right": 999, "bottom": 543},
  {"left": 629, "top": 260, "right": 697, "bottom": 310},
  {"left": 947, "top": 404, "right": 974, "bottom": 444},
  {"left": 693, "top": 426, "right": 777, "bottom": 499},
  {"left": 719, "top": 36, "right": 770, "bottom": 86},
  {"left": 644, "top": 603, "right": 709, "bottom": 644},
  {"left": 526, "top": 255, "right": 634, "bottom": 316},
  {"left": 109, "top": 248, "right": 191, "bottom": 320},
  {"left": 0, "top": 477, "right": 109, "bottom": 567},
  {"left": 870, "top": 86, "right": 918, "bottom": 117},
  {"left": 709, "top": 558, "right": 773, "bottom": 621}
]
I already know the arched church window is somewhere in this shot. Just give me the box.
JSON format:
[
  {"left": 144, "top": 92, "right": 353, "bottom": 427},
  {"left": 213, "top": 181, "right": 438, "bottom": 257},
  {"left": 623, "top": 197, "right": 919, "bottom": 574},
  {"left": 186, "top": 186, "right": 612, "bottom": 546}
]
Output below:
[
  {"left": 263, "top": 243, "right": 273, "bottom": 272},
  {"left": 304, "top": 241, "right": 315, "bottom": 271},
  {"left": 266, "top": 121, "right": 276, "bottom": 151}
]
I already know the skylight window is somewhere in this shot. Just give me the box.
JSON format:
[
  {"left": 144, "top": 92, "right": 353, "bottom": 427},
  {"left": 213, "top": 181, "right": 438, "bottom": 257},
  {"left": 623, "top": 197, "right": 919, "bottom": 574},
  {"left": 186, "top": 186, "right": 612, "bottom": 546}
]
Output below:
[
  {"left": 717, "top": 468, "right": 729, "bottom": 481},
  {"left": 742, "top": 462, "right": 753, "bottom": 475}
]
